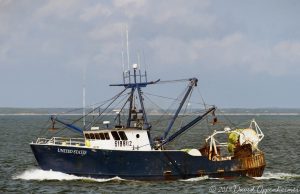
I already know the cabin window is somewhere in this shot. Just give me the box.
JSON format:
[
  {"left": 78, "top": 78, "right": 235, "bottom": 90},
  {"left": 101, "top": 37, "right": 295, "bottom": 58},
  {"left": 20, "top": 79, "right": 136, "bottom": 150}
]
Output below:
[
  {"left": 95, "top": 133, "right": 100, "bottom": 139},
  {"left": 111, "top": 131, "right": 120, "bottom": 140},
  {"left": 104, "top": 132, "right": 110, "bottom": 140},
  {"left": 99, "top": 133, "right": 105, "bottom": 140},
  {"left": 85, "top": 133, "right": 90, "bottom": 139},
  {"left": 118, "top": 131, "right": 128, "bottom": 140},
  {"left": 90, "top": 133, "right": 95, "bottom": 140}
]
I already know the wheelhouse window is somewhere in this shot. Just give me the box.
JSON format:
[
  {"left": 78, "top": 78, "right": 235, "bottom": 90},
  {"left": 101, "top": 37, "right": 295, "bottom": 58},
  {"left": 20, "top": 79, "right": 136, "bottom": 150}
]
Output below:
[
  {"left": 95, "top": 133, "right": 100, "bottom": 139},
  {"left": 111, "top": 131, "right": 120, "bottom": 140},
  {"left": 99, "top": 133, "right": 105, "bottom": 140},
  {"left": 85, "top": 132, "right": 111, "bottom": 140},
  {"left": 90, "top": 133, "right": 95, "bottom": 140},
  {"left": 104, "top": 132, "right": 110, "bottom": 140},
  {"left": 118, "top": 131, "right": 128, "bottom": 140}
]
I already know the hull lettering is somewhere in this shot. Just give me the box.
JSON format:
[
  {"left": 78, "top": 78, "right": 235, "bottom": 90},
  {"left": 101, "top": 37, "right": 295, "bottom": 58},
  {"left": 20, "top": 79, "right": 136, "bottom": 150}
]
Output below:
[
  {"left": 115, "top": 140, "right": 132, "bottom": 147},
  {"left": 57, "top": 148, "right": 87, "bottom": 156}
]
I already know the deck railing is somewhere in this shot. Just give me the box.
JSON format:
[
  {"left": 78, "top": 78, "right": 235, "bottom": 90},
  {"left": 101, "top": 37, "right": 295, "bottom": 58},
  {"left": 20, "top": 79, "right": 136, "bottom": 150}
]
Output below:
[{"left": 35, "top": 137, "right": 85, "bottom": 146}]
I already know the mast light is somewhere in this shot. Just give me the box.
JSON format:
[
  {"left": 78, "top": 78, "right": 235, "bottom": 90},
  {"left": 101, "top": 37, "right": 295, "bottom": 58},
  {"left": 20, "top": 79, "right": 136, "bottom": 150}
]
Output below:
[{"left": 133, "top": 63, "right": 138, "bottom": 69}]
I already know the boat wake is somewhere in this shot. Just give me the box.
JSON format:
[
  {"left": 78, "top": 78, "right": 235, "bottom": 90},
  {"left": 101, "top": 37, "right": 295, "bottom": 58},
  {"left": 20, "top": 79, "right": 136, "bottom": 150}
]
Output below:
[
  {"left": 180, "top": 176, "right": 210, "bottom": 182},
  {"left": 14, "top": 169, "right": 299, "bottom": 182},
  {"left": 181, "top": 172, "right": 300, "bottom": 182},
  {"left": 254, "top": 171, "right": 300, "bottom": 180},
  {"left": 13, "top": 169, "right": 124, "bottom": 182}
]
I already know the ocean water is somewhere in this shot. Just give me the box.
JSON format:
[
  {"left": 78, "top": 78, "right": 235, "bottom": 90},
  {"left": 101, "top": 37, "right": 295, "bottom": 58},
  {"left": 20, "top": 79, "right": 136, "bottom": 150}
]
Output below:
[{"left": 0, "top": 115, "right": 299, "bottom": 193}]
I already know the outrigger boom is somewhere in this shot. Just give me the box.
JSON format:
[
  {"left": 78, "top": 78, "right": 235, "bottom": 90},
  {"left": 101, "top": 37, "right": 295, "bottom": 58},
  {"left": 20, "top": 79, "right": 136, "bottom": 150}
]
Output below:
[
  {"left": 50, "top": 116, "right": 83, "bottom": 134},
  {"left": 159, "top": 106, "right": 216, "bottom": 148}
]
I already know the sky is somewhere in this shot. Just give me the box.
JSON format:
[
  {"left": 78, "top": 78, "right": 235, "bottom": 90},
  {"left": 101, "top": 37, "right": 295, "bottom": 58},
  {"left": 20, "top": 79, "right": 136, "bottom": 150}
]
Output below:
[{"left": 0, "top": 0, "right": 300, "bottom": 108}]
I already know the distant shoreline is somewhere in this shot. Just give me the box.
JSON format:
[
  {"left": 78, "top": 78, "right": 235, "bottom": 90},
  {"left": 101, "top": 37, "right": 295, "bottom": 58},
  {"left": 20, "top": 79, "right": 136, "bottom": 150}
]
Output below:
[
  {"left": 1, "top": 107, "right": 300, "bottom": 116},
  {"left": 0, "top": 113, "right": 299, "bottom": 116}
]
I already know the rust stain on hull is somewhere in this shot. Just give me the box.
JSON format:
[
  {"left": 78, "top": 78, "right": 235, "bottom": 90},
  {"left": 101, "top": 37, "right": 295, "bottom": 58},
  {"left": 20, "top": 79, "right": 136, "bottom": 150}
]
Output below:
[{"left": 238, "top": 152, "right": 266, "bottom": 177}]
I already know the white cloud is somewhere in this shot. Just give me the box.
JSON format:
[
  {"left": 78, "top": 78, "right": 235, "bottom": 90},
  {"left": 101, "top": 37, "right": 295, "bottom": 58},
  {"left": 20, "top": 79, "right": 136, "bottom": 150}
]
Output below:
[
  {"left": 0, "top": 0, "right": 12, "bottom": 7},
  {"left": 0, "top": 43, "right": 10, "bottom": 64},
  {"left": 249, "top": 41, "right": 300, "bottom": 76},
  {"left": 1, "top": 0, "right": 300, "bottom": 107},
  {"left": 151, "top": 0, "right": 214, "bottom": 28},
  {"left": 189, "top": 33, "right": 246, "bottom": 66},
  {"left": 80, "top": 3, "right": 112, "bottom": 21},
  {"left": 113, "top": 0, "right": 146, "bottom": 18},
  {"left": 34, "top": 0, "right": 83, "bottom": 19},
  {"left": 145, "top": 32, "right": 300, "bottom": 76},
  {"left": 113, "top": 0, "right": 146, "bottom": 9},
  {"left": 274, "top": 41, "right": 300, "bottom": 62},
  {"left": 88, "top": 22, "right": 126, "bottom": 41},
  {"left": 2, "top": 0, "right": 300, "bottom": 77},
  {"left": 147, "top": 36, "right": 192, "bottom": 68}
]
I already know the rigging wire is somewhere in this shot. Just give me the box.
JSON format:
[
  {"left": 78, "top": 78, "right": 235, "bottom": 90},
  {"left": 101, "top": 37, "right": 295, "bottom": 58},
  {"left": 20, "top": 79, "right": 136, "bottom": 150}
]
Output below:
[
  {"left": 143, "top": 92, "right": 208, "bottom": 107},
  {"left": 196, "top": 87, "right": 211, "bottom": 131},
  {"left": 35, "top": 117, "right": 53, "bottom": 139},
  {"left": 164, "top": 111, "right": 213, "bottom": 148},
  {"left": 215, "top": 108, "right": 238, "bottom": 128},
  {"left": 50, "top": 93, "right": 127, "bottom": 119},
  {"left": 93, "top": 92, "right": 130, "bottom": 125},
  {"left": 49, "top": 87, "right": 129, "bottom": 137},
  {"left": 178, "top": 87, "right": 194, "bottom": 129},
  {"left": 85, "top": 86, "right": 129, "bottom": 129},
  {"left": 39, "top": 74, "right": 240, "bottom": 146},
  {"left": 194, "top": 86, "right": 238, "bottom": 131},
  {"left": 143, "top": 94, "right": 169, "bottom": 115},
  {"left": 113, "top": 93, "right": 131, "bottom": 123},
  {"left": 156, "top": 79, "right": 190, "bottom": 84},
  {"left": 195, "top": 86, "right": 239, "bottom": 130},
  {"left": 148, "top": 86, "right": 188, "bottom": 129}
]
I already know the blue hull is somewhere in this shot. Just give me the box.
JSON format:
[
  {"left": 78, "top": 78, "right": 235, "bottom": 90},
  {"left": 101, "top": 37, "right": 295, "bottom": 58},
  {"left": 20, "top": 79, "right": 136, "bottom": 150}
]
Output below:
[{"left": 30, "top": 144, "right": 265, "bottom": 180}]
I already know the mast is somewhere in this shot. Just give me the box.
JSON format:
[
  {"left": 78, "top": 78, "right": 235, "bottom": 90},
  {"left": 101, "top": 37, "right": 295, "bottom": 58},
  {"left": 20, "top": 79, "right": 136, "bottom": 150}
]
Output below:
[
  {"left": 126, "top": 25, "right": 130, "bottom": 70},
  {"left": 83, "top": 86, "right": 86, "bottom": 127},
  {"left": 110, "top": 64, "right": 159, "bottom": 129},
  {"left": 83, "top": 65, "right": 86, "bottom": 128},
  {"left": 121, "top": 29, "right": 125, "bottom": 72},
  {"left": 127, "top": 87, "right": 135, "bottom": 128}
]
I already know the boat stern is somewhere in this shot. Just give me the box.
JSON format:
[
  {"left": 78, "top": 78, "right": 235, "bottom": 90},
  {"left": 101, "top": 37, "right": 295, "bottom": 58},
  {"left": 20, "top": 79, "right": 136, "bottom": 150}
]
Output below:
[{"left": 237, "top": 152, "right": 266, "bottom": 177}]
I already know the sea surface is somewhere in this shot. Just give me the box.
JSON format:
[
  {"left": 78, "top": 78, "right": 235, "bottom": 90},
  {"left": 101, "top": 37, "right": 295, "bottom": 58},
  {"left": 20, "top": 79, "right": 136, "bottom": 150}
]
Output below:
[{"left": 0, "top": 114, "right": 299, "bottom": 193}]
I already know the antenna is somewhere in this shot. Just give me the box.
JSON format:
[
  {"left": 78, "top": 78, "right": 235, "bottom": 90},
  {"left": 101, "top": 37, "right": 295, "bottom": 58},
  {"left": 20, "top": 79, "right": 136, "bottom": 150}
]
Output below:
[
  {"left": 142, "top": 50, "right": 148, "bottom": 82},
  {"left": 137, "top": 52, "right": 142, "bottom": 82},
  {"left": 142, "top": 49, "right": 148, "bottom": 71},
  {"left": 82, "top": 65, "right": 86, "bottom": 128},
  {"left": 126, "top": 25, "right": 130, "bottom": 70},
  {"left": 137, "top": 52, "right": 141, "bottom": 69},
  {"left": 121, "top": 29, "right": 125, "bottom": 72}
]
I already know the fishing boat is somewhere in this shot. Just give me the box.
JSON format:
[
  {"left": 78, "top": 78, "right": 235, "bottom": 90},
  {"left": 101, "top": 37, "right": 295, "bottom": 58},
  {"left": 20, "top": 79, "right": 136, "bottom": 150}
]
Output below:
[{"left": 30, "top": 63, "right": 266, "bottom": 180}]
